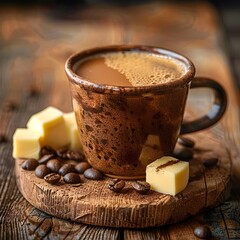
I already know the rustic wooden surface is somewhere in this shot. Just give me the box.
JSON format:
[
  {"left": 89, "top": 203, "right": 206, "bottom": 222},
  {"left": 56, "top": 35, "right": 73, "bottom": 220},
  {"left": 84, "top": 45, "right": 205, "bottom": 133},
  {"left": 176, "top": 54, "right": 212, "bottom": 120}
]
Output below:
[
  {"left": 15, "top": 132, "right": 231, "bottom": 228},
  {"left": 0, "top": 1, "right": 240, "bottom": 239}
]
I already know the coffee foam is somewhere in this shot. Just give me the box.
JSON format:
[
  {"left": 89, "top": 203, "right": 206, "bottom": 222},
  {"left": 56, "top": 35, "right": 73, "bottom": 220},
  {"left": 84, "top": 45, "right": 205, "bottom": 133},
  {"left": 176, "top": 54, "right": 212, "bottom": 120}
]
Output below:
[{"left": 104, "top": 52, "right": 185, "bottom": 86}]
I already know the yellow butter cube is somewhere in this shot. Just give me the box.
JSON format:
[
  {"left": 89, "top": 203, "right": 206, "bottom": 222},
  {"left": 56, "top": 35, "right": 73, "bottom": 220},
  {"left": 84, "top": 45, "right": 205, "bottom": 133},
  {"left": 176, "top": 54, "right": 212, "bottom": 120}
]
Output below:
[
  {"left": 27, "top": 106, "right": 70, "bottom": 149},
  {"left": 146, "top": 156, "right": 189, "bottom": 196},
  {"left": 63, "top": 112, "right": 82, "bottom": 152},
  {"left": 13, "top": 128, "right": 41, "bottom": 159}
]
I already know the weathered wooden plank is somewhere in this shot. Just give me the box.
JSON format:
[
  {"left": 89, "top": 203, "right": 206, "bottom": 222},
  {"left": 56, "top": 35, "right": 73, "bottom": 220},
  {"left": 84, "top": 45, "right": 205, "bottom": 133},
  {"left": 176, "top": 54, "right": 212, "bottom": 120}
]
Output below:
[
  {"left": 199, "top": 193, "right": 240, "bottom": 239},
  {"left": 0, "top": 2, "right": 239, "bottom": 239}
]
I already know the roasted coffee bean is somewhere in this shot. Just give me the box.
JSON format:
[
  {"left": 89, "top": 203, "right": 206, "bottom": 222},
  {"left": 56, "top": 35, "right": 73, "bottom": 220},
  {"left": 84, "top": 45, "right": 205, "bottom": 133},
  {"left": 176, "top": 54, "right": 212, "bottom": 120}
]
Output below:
[
  {"left": 35, "top": 165, "right": 51, "bottom": 178},
  {"left": 203, "top": 157, "right": 218, "bottom": 168},
  {"left": 21, "top": 158, "right": 39, "bottom": 170},
  {"left": 194, "top": 225, "right": 212, "bottom": 239},
  {"left": 132, "top": 181, "right": 150, "bottom": 194},
  {"left": 75, "top": 162, "right": 91, "bottom": 174},
  {"left": 178, "top": 137, "right": 195, "bottom": 148},
  {"left": 46, "top": 159, "right": 62, "bottom": 173},
  {"left": 59, "top": 163, "right": 76, "bottom": 176},
  {"left": 56, "top": 147, "right": 68, "bottom": 159},
  {"left": 108, "top": 179, "right": 125, "bottom": 193},
  {"left": 64, "top": 173, "right": 81, "bottom": 184},
  {"left": 66, "top": 150, "right": 85, "bottom": 161},
  {"left": 84, "top": 168, "right": 103, "bottom": 180},
  {"left": 44, "top": 173, "right": 61, "bottom": 184},
  {"left": 40, "top": 146, "right": 56, "bottom": 157},
  {"left": 38, "top": 153, "right": 55, "bottom": 164},
  {"left": 65, "top": 159, "right": 79, "bottom": 166},
  {"left": 201, "top": 153, "right": 219, "bottom": 168},
  {"left": 173, "top": 147, "right": 193, "bottom": 160}
]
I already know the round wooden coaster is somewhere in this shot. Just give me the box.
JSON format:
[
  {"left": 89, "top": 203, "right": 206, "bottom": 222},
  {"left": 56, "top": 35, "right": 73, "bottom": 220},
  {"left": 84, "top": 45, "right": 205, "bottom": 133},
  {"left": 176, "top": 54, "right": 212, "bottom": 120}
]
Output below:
[{"left": 15, "top": 133, "right": 231, "bottom": 228}]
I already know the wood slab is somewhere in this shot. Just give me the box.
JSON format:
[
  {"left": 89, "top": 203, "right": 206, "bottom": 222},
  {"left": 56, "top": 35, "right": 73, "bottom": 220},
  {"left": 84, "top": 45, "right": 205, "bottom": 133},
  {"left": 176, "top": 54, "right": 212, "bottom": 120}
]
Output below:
[{"left": 15, "top": 132, "right": 231, "bottom": 228}]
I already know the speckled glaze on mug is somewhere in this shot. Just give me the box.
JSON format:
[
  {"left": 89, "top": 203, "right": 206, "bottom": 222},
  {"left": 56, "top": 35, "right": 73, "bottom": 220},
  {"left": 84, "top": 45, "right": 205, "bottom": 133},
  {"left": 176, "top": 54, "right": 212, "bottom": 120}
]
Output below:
[{"left": 65, "top": 45, "right": 227, "bottom": 179}]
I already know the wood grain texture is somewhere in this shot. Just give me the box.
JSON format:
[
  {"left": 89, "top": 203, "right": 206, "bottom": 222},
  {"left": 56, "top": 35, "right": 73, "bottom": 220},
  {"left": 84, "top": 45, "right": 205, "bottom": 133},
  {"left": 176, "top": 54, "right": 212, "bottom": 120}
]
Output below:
[{"left": 0, "top": 2, "right": 240, "bottom": 239}]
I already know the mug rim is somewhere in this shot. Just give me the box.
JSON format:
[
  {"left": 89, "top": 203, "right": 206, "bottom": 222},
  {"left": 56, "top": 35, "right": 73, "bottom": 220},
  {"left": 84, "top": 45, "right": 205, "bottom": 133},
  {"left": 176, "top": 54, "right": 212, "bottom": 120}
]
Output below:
[{"left": 65, "top": 45, "right": 195, "bottom": 94}]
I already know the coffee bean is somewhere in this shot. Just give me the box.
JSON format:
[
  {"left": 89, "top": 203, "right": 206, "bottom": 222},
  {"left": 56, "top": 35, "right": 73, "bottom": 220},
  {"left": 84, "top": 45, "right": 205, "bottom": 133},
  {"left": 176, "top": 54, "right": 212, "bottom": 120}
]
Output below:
[
  {"left": 108, "top": 179, "right": 125, "bottom": 193},
  {"left": 178, "top": 137, "right": 195, "bottom": 148},
  {"left": 132, "top": 181, "right": 150, "bottom": 194},
  {"left": 64, "top": 159, "right": 79, "bottom": 166},
  {"left": 84, "top": 168, "right": 103, "bottom": 180},
  {"left": 194, "top": 225, "right": 212, "bottom": 239},
  {"left": 75, "top": 162, "right": 91, "bottom": 174},
  {"left": 21, "top": 158, "right": 39, "bottom": 170},
  {"left": 35, "top": 165, "right": 51, "bottom": 178},
  {"left": 173, "top": 147, "right": 193, "bottom": 160},
  {"left": 64, "top": 173, "right": 81, "bottom": 184},
  {"left": 203, "top": 157, "right": 218, "bottom": 168},
  {"left": 44, "top": 173, "right": 61, "bottom": 184},
  {"left": 38, "top": 153, "right": 55, "bottom": 164},
  {"left": 66, "top": 150, "right": 85, "bottom": 161},
  {"left": 201, "top": 153, "right": 219, "bottom": 168},
  {"left": 59, "top": 163, "right": 76, "bottom": 176},
  {"left": 56, "top": 147, "right": 68, "bottom": 159},
  {"left": 46, "top": 159, "right": 62, "bottom": 173},
  {"left": 40, "top": 146, "right": 56, "bottom": 157}
]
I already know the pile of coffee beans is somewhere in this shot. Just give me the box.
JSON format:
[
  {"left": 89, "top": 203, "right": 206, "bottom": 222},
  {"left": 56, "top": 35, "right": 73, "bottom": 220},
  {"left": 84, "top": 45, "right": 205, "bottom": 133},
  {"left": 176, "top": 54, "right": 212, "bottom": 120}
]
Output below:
[
  {"left": 21, "top": 146, "right": 103, "bottom": 185},
  {"left": 108, "top": 179, "right": 150, "bottom": 195}
]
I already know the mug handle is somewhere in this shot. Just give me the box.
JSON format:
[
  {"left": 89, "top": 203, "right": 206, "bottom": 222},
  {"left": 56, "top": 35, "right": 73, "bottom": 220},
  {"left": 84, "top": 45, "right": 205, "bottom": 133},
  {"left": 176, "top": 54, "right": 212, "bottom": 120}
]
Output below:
[{"left": 180, "top": 77, "right": 227, "bottom": 134}]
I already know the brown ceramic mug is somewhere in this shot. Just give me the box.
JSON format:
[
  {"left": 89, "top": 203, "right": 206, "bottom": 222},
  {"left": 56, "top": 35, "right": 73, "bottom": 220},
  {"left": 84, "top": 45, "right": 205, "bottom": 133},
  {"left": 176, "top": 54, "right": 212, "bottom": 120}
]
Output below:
[{"left": 65, "top": 45, "right": 227, "bottom": 179}]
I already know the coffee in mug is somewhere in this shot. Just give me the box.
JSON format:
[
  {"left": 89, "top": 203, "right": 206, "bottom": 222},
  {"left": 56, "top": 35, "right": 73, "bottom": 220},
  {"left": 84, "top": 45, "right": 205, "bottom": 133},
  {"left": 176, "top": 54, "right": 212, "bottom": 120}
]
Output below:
[{"left": 75, "top": 51, "right": 185, "bottom": 86}]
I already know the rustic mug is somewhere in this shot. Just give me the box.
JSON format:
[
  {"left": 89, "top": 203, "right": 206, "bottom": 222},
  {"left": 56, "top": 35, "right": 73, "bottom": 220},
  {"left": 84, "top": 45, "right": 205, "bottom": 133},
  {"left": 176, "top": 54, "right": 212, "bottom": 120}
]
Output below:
[{"left": 65, "top": 45, "right": 227, "bottom": 179}]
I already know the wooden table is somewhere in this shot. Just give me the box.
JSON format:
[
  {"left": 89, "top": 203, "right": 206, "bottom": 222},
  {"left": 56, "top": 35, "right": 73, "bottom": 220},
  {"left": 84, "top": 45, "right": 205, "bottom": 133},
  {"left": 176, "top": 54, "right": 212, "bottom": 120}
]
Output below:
[{"left": 0, "top": 2, "right": 239, "bottom": 239}]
